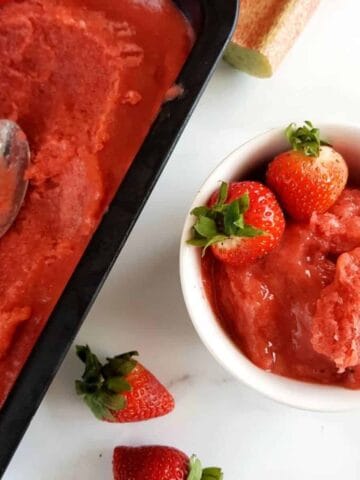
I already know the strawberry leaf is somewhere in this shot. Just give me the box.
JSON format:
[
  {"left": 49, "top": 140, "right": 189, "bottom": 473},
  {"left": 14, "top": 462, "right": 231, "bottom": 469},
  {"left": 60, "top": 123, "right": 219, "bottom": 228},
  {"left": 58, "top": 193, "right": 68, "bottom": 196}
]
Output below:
[
  {"left": 233, "top": 217, "right": 244, "bottom": 229},
  {"left": 187, "top": 456, "right": 224, "bottom": 480},
  {"left": 188, "top": 184, "right": 264, "bottom": 254},
  {"left": 75, "top": 380, "right": 88, "bottom": 395},
  {"left": 237, "top": 192, "right": 250, "bottom": 213},
  {"left": 187, "top": 456, "right": 203, "bottom": 480},
  {"left": 201, "top": 468, "right": 224, "bottom": 480},
  {"left": 76, "top": 345, "right": 102, "bottom": 383},
  {"left": 223, "top": 200, "right": 239, "bottom": 235},
  {"left": 83, "top": 393, "right": 113, "bottom": 421},
  {"left": 99, "top": 391, "right": 127, "bottom": 411},
  {"left": 106, "top": 355, "right": 138, "bottom": 377},
  {"left": 194, "top": 216, "right": 218, "bottom": 239},
  {"left": 191, "top": 206, "right": 212, "bottom": 217},
  {"left": 238, "top": 224, "right": 265, "bottom": 237},
  {"left": 202, "top": 235, "right": 228, "bottom": 256},
  {"left": 216, "top": 181, "right": 229, "bottom": 207},
  {"left": 285, "top": 121, "right": 329, "bottom": 157},
  {"left": 187, "top": 238, "right": 209, "bottom": 247},
  {"left": 75, "top": 346, "right": 138, "bottom": 421},
  {"left": 106, "top": 376, "right": 132, "bottom": 393}
]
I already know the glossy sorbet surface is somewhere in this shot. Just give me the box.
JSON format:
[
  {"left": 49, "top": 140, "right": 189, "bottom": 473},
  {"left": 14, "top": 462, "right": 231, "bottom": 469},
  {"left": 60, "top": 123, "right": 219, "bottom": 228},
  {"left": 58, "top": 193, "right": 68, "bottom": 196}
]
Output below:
[
  {"left": 203, "top": 189, "right": 360, "bottom": 388},
  {"left": 0, "top": 0, "right": 193, "bottom": 406}
]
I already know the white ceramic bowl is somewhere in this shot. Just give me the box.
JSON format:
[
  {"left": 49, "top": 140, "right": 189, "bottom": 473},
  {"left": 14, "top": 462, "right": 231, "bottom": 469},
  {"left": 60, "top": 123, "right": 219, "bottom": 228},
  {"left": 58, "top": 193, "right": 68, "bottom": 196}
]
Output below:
[{"left": 180, "top": 123, "right": 360, "bottom": 412}]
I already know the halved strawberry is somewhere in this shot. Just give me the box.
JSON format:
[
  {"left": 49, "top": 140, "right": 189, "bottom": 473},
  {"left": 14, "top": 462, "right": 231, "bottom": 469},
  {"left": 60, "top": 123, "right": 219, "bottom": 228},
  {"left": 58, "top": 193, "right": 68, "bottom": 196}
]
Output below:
[
  {"left": 75, "top": 346, "right": 174, "bottom": 422},
  {"left": 188, "top": 181, "right": 285, "bottom": 265},
  {"left": 267, "top": 121, "right": 348, "bottom": 221},
  {"left": 113, "top": 445, "right": 223, "bottom": 480}
]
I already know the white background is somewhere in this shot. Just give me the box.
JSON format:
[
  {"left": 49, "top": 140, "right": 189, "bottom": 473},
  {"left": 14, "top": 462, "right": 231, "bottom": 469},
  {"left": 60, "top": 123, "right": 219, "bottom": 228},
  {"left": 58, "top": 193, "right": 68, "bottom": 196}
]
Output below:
[{"left": 5, "top": 0, "right": 360, "bottom": 478}]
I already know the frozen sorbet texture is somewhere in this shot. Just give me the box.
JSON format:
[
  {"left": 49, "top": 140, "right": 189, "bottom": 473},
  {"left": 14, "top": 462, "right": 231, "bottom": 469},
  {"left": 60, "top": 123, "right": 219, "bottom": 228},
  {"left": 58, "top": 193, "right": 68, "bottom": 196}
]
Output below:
[
  {"left": 0, "top": 0, "right": 192, "bottom": 405},
  {"left": 203, "top": 189, "right": 360, "bottom": 388}
]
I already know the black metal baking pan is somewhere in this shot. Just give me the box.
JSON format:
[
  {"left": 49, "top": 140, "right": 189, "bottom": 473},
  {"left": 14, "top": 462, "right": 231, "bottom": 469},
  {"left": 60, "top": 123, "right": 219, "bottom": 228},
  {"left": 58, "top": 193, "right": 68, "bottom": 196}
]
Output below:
[{"left": 0, "top": 0, "right": 239, "bottom": 475}]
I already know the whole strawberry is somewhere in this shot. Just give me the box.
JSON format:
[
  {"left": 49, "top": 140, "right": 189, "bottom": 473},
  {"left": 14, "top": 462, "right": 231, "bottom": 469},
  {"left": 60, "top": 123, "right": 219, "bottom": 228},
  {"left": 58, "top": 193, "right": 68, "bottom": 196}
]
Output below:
[
  {"left": 267, "top": 121, "right": 348, "bottom": 221},
  {"left": 188, "top": 180, "right": 285, "bottom": 265},
  {"left": 113, "top": 445, "right": 223, "bottom": 480},
  {"left": 75, "top": 346, "right": 174, "bottom": 422}
]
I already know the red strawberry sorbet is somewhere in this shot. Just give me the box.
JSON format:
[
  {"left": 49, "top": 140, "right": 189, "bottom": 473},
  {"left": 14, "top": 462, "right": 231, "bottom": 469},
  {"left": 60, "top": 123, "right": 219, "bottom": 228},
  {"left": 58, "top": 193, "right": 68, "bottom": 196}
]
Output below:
[
  {"left": 203, "top": 188, "right": 360, "bottom": 388},
  {"left": 0, "top": 0, "right": 193, "bottom": 406}
]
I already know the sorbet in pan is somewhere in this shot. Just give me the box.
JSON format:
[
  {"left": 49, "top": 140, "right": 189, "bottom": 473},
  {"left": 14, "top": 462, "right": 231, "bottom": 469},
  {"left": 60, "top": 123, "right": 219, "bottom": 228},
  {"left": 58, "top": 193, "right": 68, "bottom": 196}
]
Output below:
[{"left": 0, "top": 0, "right": 193, "bottom": 406}]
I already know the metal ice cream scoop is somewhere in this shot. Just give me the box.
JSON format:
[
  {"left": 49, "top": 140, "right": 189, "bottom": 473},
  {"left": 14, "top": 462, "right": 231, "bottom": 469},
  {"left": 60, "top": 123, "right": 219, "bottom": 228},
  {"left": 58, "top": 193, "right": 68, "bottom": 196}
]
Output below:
[{"left": 0, "top": 120, "right": 30, "bottom": 239}]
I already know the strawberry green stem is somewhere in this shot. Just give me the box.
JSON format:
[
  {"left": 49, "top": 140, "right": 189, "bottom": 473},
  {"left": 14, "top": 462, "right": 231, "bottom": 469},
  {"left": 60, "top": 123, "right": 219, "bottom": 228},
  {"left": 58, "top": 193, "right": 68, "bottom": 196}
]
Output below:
[
  {"left": 285, "top": 121, "right": 329, "bottom": 157},
  {"left": 187, "top": 182, "right": 264, "bottom": 254},
  {"left": 75, "top": 345, "right": 138, "bottom": 420},
  {"left": 187, "top": 455, "right": 224, "bottom": 480}
]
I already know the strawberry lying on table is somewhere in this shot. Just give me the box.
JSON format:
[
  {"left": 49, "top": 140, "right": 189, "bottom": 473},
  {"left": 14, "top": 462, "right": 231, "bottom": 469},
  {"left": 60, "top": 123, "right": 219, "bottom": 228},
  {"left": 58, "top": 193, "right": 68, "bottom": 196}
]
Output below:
[
  {"left": 113, "top": 445, "right": 223, "bottom": 480},
  {"left": 267, "top": 121, "right": 348, "bottom": 221},
  {"left": 75, "top": 346, "right": 174, "bottom": 422},
  {"left": 188, "top": 180, "right": 285, "bottom": 265}
]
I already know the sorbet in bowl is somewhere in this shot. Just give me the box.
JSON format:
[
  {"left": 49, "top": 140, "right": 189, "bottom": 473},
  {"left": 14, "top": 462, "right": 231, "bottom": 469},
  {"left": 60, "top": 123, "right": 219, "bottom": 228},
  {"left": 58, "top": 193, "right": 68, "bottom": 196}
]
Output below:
[
  {"left": 203, "top": 188, "right": 360, "bottom": 388},
  {"left": 180, "top": 124, "right": 360, "bottom": 411}
]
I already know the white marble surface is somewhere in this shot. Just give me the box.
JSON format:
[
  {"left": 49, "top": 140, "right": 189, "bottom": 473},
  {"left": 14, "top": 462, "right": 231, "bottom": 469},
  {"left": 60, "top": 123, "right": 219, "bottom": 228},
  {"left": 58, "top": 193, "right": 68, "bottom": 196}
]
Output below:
[{"left": 5, "top": 0, "right": 360, "bottom": 478}]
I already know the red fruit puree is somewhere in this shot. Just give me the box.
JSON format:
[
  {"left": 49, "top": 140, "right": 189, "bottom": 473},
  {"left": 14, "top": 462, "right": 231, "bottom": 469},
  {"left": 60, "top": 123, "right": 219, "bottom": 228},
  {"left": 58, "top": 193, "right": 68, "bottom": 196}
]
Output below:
[
  {"left": 203, "top": 189, "right": 360, "bottom": 388},
  {"left": 0, "top": 0, "right": 193, "bottom": 406}
]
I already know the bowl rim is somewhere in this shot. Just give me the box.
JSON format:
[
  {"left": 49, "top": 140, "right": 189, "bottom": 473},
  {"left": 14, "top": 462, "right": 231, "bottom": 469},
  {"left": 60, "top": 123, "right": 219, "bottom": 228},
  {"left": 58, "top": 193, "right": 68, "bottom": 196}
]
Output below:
[{"left": 180, "top": 122, "right": 360, "bottom": 412}]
